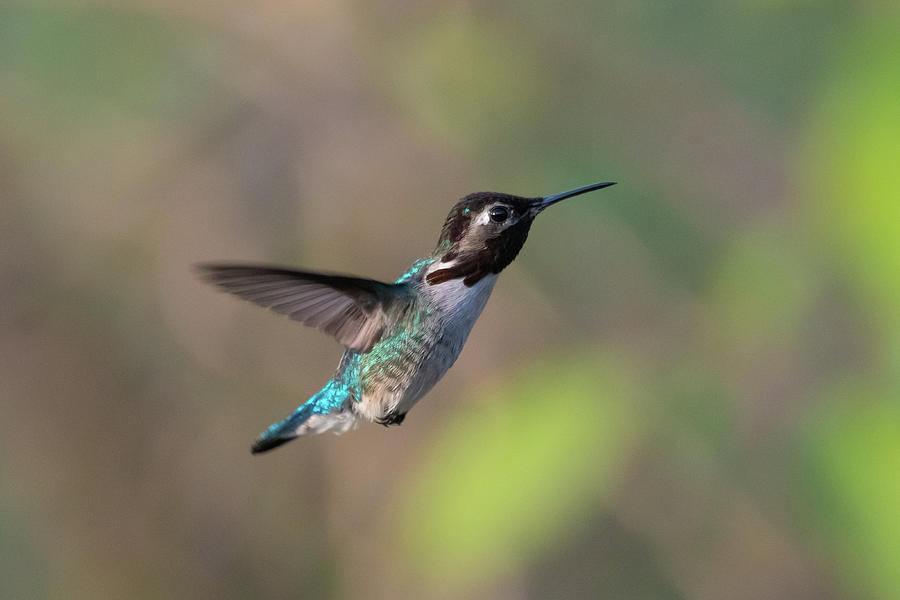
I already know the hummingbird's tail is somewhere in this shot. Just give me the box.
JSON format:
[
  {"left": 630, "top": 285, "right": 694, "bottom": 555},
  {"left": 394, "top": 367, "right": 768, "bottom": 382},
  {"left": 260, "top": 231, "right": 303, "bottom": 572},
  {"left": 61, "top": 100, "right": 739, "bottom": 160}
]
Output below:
[{"left": 250, "top": 381, "right": 357, "bottom": 454}]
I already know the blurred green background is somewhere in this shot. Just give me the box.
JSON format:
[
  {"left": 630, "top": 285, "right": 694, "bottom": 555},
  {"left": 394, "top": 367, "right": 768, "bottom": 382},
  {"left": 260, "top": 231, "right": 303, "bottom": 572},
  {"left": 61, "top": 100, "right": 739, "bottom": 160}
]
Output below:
[{"left": 1, "top": 1, "right": 899, "bottom": 599}]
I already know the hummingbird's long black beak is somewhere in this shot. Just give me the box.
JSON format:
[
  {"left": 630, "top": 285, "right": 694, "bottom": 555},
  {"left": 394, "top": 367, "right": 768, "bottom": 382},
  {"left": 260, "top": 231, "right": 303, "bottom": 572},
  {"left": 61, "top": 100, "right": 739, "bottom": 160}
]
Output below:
[{"left": 537, "top": 181, "right": 616, "bottom": 212}]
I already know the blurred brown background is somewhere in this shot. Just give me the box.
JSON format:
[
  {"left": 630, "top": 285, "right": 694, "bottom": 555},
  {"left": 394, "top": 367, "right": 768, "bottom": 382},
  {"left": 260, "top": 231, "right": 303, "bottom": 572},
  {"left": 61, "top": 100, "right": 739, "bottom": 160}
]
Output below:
[{"left": 2, "top": 2, "right": 899, "bottom": 599}]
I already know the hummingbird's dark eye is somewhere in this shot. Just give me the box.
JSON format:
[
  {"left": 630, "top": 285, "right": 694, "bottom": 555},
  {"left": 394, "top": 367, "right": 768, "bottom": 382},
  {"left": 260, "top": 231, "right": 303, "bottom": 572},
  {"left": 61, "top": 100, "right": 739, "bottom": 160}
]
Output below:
[{"left": 489, "top": 205, "right": 510, "bottom": 223}]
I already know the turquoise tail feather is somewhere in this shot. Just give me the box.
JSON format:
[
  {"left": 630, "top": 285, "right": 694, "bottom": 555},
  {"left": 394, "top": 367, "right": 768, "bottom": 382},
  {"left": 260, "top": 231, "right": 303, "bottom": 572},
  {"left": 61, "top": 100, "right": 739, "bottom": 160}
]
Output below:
[
  {"left": 250, "top": 379, "right": 354, "bottom": 454},
  {"left": 250, "top": 403, "right": 314, "bottom": 454}
]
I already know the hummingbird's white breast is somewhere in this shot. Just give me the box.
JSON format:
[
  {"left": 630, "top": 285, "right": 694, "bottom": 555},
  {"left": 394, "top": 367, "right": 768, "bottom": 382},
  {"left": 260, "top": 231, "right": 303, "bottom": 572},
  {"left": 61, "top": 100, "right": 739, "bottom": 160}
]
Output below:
[
  {"left": 354, "top": 262, "right": 497, "bottom": 421},
  {"left": 424, "top": 261, "right": 498, "bottom": 329},
  {"left": 396, "top": 266, "right": 497, "bottom": 413}
]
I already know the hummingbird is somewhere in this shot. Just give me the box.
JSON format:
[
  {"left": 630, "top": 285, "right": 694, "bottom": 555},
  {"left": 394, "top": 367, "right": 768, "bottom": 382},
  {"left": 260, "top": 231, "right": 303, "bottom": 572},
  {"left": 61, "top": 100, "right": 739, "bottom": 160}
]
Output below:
[{"left": 199, "top": 181, "right": 616, "bottom": 453}]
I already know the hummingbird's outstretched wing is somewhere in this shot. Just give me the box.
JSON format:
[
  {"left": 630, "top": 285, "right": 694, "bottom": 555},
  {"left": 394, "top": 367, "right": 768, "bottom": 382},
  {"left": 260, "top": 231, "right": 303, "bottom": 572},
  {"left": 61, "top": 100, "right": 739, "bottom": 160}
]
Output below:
[{"left": 197, "top": 264, "right": 411, "bottom": 353}]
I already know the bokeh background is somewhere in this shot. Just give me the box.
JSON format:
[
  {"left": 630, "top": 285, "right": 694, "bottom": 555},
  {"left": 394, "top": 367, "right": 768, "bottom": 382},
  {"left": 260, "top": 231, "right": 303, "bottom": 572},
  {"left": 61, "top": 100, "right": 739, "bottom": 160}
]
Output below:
[{"left": 2, "top": 1, "right": 899, "bottom": 599}]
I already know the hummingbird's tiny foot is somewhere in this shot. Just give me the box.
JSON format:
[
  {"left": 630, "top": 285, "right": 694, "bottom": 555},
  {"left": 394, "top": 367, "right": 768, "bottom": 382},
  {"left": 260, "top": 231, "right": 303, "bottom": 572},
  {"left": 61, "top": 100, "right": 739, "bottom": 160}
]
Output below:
[{"left": 376, "top": 411, "right": 407, "bottom": 426}]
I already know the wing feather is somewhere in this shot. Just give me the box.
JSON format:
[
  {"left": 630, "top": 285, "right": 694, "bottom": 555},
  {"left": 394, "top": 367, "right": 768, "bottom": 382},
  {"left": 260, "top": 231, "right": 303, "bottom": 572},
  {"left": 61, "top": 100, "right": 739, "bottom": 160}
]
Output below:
[{"left": 197, "top": 264, "right": 410, "bottom": 353}]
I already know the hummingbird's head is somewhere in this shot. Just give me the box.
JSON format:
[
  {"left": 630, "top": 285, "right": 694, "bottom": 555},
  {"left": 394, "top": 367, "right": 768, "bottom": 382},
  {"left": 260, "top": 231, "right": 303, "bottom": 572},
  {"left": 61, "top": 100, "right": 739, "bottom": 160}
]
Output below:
[{"left": 427, "top": 182, "right": 616, "bottom": 286}]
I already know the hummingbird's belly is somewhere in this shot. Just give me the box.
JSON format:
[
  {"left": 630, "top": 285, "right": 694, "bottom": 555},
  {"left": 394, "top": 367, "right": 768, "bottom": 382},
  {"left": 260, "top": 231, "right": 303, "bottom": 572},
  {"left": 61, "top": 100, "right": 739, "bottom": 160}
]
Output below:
[{"left": 354, "top": 274, "right": 497, "bottom": 421}]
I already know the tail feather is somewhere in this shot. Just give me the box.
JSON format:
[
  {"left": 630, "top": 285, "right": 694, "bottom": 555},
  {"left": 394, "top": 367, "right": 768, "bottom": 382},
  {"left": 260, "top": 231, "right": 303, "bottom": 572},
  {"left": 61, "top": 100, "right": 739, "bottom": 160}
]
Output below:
[
  {"left": 250, "top": 404, "right": 313, "bottom": 454},
  {"left": 251, "top": 433, "right": 298, "bottom": 454},
  {"left": 250, "top": 383, "right": 356, "bottom": 454}
]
